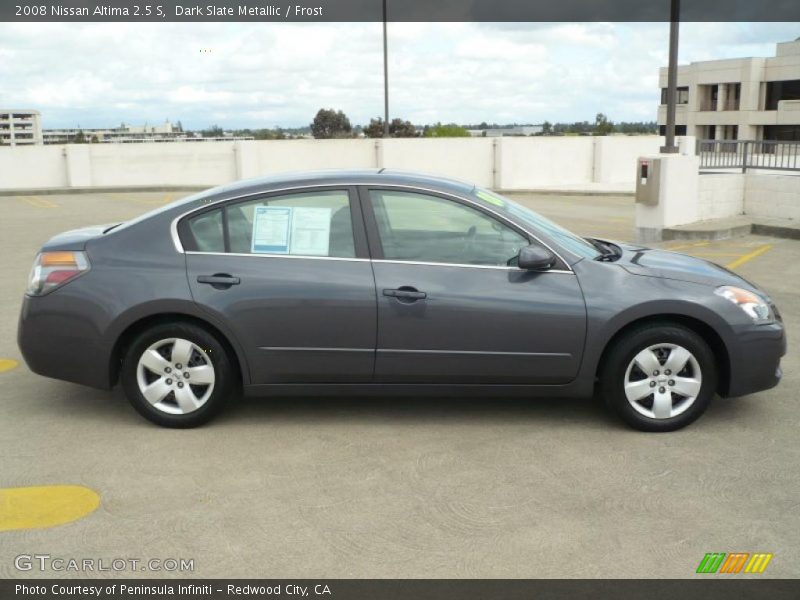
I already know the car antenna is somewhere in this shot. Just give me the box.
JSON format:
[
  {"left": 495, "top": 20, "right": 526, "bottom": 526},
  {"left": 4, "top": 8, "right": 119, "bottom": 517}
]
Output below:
[{"left": 377, "top": 167, "right": 386, "bottom": 173}]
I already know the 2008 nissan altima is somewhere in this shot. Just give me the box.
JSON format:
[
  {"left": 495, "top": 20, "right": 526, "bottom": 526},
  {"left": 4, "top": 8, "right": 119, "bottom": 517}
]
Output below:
[{"left": 18, "top": 170, "right": 786, "bottom": 430}]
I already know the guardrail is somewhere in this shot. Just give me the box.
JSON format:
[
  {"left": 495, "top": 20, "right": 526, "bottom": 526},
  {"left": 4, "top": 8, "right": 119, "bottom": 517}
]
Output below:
[{"left": 698, "top": 139, "right": 800, "bottom": 172}]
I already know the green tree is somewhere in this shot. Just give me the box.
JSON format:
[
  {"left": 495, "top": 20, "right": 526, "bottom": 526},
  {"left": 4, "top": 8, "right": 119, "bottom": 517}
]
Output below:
[
  {"left": 423, "top": 123, "right": 470, "bottom": 138},
  {"left": 541, "top": 121, "right": 553, "bottom": 135},
  {"left": 202, "top": 125, "right": 224, "bottom": 137},
  {"left": 363, "top": 117, "right": 418, "bottom": 138},
  {"left": 362, "top": 118, "right": 385, "bottom": 138},
  {"left": 71, "top": 130, "right": 87, "bottom": 144},
  {"left": 311, "top": 108, "right": 352, "bottom": 139},
  {"left": 90, "top": 135, "right": 99, "bottom": 144},
  {"left": 594, "top": 113, "right": 614, "bottom": 136}
]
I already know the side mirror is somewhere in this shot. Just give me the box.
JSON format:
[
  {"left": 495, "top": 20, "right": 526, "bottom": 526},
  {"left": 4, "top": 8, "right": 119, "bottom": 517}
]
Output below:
[{"left": 517, "top": 244, "right": 556, "bottom": 271}]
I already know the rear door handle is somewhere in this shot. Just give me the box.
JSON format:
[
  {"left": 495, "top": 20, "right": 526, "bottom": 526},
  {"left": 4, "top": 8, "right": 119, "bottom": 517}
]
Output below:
[
  {"left": 383, "top": 287, "right": 427, "bottom": 301},
  {"left": 197, "top": 274, "right": 240, "bottom": 289}
]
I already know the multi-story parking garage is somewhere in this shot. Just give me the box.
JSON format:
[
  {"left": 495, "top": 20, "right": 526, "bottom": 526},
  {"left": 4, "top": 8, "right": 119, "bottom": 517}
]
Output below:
[
  {"left": 0, "top": 109, "right": 42, "bottom": 146},
  {"left": 658, "top": 39, "right": 800, "bottom": 141}
]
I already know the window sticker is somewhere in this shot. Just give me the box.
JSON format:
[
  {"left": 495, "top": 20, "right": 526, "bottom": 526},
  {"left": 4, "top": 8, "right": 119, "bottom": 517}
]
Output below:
[
  {"left": 476, "top": 189, "right": 506, "bottom": 207},
  {"left": 290, "top": 207, "right": 332, "bottom": 256},
  {"left": 251, "top": 206, "right": 291, "bottom": 254}
]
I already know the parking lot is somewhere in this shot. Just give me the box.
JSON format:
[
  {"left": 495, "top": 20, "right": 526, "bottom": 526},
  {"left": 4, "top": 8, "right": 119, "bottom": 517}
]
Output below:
[{"left": 0, "top": 189, "right": 798, "bottom": 578}]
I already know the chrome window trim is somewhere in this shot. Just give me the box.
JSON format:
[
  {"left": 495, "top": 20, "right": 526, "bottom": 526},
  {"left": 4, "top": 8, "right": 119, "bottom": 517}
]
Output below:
[
  {"left": 185, "top": 251, "right": 368, "bottom": 263},
  {"left": 373, "top": 259, "right": 574, "bottom": 274},
  {"left": 184, "top": 251, "right": 573, "bottom": 273},
  {"left": 170, "top": 181, "right": 574, "bottom": 272}
]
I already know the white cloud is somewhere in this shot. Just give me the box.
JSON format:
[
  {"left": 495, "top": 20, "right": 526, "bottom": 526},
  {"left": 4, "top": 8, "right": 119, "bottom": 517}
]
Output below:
[{"left": 0, "top": 21, "right": 794, "bottom": 129}]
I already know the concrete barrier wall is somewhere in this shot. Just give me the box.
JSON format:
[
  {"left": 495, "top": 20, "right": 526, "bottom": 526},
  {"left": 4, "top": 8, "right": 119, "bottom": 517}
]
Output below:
[
  {"left": 745, "top": 173, "right": 800, "bottom": 221},
  {"left": 0, "top": 145, "right": 67, "bottom": 188},
  {"left": 697, "top": 174, "right": 745, "bottom": 221},
  {"left": 381, "top": 138, "right": 496, "bottom": 188},
  {"left": 88, "top": 142, "right": 238, "bottom": 187},
  {"left": 248, "top": 139, "right": 378, "bottom": 178},
  {"left": 0, "top": 136, "right": 666, "bottom": 191},
  {"left": 593, "top": 136, "right": 668, "bottom": 184}
]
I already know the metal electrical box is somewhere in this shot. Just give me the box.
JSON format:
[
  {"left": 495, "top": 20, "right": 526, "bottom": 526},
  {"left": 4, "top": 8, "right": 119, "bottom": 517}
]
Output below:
[{"left": 635, "top": 157, "right": 661, "bottom": 206}]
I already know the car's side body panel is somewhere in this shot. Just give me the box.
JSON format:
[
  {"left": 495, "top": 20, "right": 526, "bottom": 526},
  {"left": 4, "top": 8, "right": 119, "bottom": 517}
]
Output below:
[
  {"left": 186, "top": 253, "right": 377, "bottom": 383},
  {"left": 369, "top": 262, "right": 586, "bottom": 384}
]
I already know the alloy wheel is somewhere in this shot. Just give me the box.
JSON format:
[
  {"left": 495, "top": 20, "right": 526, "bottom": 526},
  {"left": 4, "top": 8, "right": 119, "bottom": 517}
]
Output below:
[
  {"left": 135, "top": 337, "right": 215, "bottom": 415},
  {"left": 623, "top": 343, "right": 702, "bottom": 420}
]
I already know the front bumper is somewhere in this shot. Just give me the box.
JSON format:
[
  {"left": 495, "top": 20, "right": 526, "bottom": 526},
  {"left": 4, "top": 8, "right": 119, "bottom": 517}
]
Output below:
[
  {"left": 724, "top": 321, "right": 786, "bottom": 397},
  {"left": 17, "top": 293, "right": 113, "bottom": 390}
]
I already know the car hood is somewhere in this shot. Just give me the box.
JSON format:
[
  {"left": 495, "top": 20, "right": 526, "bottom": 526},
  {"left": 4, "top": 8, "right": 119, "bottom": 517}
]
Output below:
[
  {"left": 40, "top": 223, "right": 119, "bottom": 251},
  {"left": 612, "top": 241, "right": 761, "bottom": 292}
]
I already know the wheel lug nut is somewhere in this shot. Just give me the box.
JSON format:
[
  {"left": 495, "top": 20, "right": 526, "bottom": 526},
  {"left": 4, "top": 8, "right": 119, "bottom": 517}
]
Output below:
[
  {"left": 650, "top": 381, "right": 656, "bottom": 388},
  {"left": 177, "top": 382, "right": 184, "bottom": 388},
  {"left": 175, "top": 363, "right": 182, "bottom": 370},
  {"left": 165, "top": 378, "right": 172, "bottom": 385},
  {"left": 165, "top": 367, "right": 171, "bottom": 373},
  {"left": 184, "top": 372, "right": 190, "bottom": 379},
  {"left": 665, "top": 369, "right": 671, "bottom": 375},
  {"left": 659, "top": 387, "right": 666, "bottom": 393},
  {"left": 668, "top": 380, "right": 675, "bottom": 386},
  {"left": 653, "top": 370, "right": 660, "bottom": 376}
]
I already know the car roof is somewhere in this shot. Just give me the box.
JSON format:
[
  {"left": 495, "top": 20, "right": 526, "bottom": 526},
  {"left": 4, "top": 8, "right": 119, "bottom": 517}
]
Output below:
[{"left": 205, "top": 169, "right": 478, "bottom": 199}]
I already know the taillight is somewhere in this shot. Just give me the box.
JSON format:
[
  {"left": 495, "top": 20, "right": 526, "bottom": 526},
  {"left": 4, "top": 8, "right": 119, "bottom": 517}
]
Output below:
[{"left": 26, "top": 251, "right": 90, "bottom": 296}]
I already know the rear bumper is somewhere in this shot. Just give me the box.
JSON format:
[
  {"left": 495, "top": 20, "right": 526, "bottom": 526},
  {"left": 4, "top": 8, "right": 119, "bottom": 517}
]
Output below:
[
  {"left": 724, "top": 321, "right": 786, "bottom": 397},
  {"left": 17, "top": 294, "right": 112, "bottom": 390}
]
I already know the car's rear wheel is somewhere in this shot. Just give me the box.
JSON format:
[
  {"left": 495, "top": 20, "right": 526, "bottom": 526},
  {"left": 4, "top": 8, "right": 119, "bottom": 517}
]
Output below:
[
  {"left": 600, "top": 323, "right": 717, "bottom": 432},
  {"left": 121, "top": 322, "right": 234, "bottom": 427}
]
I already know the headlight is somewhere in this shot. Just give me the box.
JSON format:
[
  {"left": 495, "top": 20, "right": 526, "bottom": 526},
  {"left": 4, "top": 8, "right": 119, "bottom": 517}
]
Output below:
[
  {"left": 714, "top": 285, "right": 773, "bottom": 323},
  {"left": 26, "top": 251, "right": 90, "bottom": 296}
]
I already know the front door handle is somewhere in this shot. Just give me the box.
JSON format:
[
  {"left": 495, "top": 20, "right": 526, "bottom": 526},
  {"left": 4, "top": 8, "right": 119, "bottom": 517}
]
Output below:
[
  {"left": 383, "top": 286, "right": 427, "bottom": 302},
  {"left": 197, "top": 274, "right": 240, "bottom": 289}
]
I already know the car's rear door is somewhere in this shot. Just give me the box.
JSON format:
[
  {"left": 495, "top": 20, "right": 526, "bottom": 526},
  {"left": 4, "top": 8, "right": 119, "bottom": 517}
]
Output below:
[
  {"left": 180, "top": 186, "right": 377, "bottom": 384},
  {"left": 360, "top": 186, "right": 587, "bottom": 384}
]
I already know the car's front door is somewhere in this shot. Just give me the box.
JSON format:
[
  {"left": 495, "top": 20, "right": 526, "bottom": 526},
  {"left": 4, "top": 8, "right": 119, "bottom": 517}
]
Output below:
[
  {"left": 181, "top": 186, "right": 376, "bottom": 384},
  {"left": 361, "top": 187, "right": 587, "bottom": 384}
]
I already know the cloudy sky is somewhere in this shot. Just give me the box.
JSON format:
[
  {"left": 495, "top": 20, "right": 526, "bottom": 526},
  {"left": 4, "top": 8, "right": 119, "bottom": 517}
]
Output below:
[{"left": 0, "top": 22, "right": 797, "bottom": 129}]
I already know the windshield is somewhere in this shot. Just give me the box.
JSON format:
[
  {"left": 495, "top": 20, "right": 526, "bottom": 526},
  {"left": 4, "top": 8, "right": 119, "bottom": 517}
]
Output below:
[{"left": 472, "top": 188, "right": 601, "bottom": 260}]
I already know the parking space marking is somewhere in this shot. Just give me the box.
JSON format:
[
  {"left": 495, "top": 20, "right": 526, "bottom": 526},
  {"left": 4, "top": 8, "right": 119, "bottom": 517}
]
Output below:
[
  {"left": 665, "top": 241, "right": 710, "bottom": 251},
  {"left": 0, "top": 485, "right": 100, "bottom": 531},
  {"left": 19, "top": 196, "right": 58, "bottom": 209},
  {"left": 0, "top": 359, "right": 19, "bottom": 373},
  {"left": 726, "top": 244, "right": 772, "bottom": 270}
]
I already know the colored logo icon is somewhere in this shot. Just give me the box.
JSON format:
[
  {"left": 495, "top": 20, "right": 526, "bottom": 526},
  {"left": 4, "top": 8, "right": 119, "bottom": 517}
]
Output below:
[{"left": 696, "top": 552, "right": 773, "bottom": 574}]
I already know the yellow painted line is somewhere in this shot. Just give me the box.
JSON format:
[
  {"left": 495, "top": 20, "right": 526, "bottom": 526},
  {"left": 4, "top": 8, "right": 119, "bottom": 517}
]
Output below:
[
  {"left": 686, "top": 252, "right": 746, "bottom": 257},
  {"left": 0, "top": 485, "right": 100, "bottom": 531},
  {"left": 20, "top": 196, "right": 57, "bottom": 209},
  {"left": 666, "top": 241, "right": 712, "bottom": 251},
  {"left": 726, "top": 244, "right": 772, "bottom": 270},
  {"left": 0, "top": 359, "right": 19, "bottom": 373}
]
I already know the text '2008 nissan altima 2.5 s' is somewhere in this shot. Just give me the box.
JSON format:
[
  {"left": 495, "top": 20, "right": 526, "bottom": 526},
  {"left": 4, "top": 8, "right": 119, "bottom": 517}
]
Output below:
[{"left": 18, "top": 170, "right": 786, "bottom": 430}]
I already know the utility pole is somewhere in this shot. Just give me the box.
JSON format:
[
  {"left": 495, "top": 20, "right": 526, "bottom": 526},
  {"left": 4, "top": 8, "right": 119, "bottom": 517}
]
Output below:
[
  {"left": 661, "top": 0, "right": 680, "bottom": 153},
  {"left": 382, "top": 0, "right": 390, "bottom": 138}
]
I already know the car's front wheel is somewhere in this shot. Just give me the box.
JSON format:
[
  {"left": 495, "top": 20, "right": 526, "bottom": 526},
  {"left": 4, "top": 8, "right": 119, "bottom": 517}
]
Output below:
[
  {"left": 121, "top": 322, "right": 234, "bottom": 427},
  {"left": 600, "top": 323, "right": 717, "bottom": 432}
]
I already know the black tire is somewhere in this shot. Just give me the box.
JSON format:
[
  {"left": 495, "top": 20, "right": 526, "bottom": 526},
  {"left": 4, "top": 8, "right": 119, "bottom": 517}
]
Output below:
[
  {"left": 600, "top": 322, "right": 717, "bottom": 432},
  {"left": 121, "top": 322, "right": 235, "bottom": 428}
]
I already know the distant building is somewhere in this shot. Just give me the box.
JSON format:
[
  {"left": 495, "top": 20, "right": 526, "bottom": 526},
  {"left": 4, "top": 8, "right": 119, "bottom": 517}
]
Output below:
[
  {"left": 43, "top": 120, "right": 254, "bottom": 144},
  {"left": 0, "top": 109, "right": 43, "bottom": 146},
  {"left": 658, "top": 39, "right": 800, "bottom": 141},
  {"left": 467, "top": 125, "right": 544, "bottom": 137}
]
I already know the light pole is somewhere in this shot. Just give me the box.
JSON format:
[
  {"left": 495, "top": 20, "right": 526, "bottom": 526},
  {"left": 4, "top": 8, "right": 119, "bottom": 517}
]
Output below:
[
  {"left": 661, "top": 0, "right": 681, "bottom": 153},
  {"left": 382, "top": 0, "right": 390, "bottom": 138}
]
